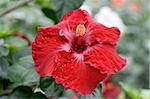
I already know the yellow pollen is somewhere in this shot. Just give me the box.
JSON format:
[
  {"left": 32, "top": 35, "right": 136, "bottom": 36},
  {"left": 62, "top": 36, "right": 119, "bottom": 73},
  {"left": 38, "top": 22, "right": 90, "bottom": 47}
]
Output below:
[{"left": 76, "top": 24, "right": 86, "bottom": 36}]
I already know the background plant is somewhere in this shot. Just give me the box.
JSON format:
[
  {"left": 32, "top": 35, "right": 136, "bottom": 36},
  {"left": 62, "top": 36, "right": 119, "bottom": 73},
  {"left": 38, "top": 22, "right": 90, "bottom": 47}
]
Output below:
[{"left": 0, "top": 0, "right": 149, "bottom": 99}]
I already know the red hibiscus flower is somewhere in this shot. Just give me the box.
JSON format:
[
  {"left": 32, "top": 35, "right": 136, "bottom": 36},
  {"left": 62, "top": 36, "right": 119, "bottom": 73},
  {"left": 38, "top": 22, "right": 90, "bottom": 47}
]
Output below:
[
  {"left": 102, "top": 76, "right": 121, "bottom": 99},
  {"left": 32, "top": 9, "right": 126, "bottom": 96}
]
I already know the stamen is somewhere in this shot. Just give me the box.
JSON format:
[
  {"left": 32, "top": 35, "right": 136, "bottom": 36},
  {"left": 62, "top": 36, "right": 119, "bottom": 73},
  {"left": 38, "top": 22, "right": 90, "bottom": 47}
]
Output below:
[{"left": 76, "top": 24, "right": 86, "bottom": 36}]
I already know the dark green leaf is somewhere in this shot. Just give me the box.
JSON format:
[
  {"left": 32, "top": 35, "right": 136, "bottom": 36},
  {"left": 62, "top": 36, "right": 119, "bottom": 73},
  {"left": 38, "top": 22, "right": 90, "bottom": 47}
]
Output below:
[
  {"left": 9, "top": 86, "right": 32, "bottom": 99},
  {"left": 0, "top": 57, "right": 9, "bottom": 78},
  {"left": 40, "top": 76, "right": 54, "bottom": 91},
  {"left": 9, "top": 86, "right": 47, "bottom": 99},
  {"left": 42, "top": 8, "right": 58, "bottom": 24},
  {"left": 31, "top": 92, "right": 47, "bottom": 99},
  {"left": 51, "top": 0, "right": 85, "bottom": 18}
]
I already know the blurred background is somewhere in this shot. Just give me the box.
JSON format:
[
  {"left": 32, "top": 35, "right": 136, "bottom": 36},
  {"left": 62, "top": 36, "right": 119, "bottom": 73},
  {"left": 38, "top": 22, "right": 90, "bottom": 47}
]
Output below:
[{"left": 0, "top": 0, "right": 149, "bottom": 99}]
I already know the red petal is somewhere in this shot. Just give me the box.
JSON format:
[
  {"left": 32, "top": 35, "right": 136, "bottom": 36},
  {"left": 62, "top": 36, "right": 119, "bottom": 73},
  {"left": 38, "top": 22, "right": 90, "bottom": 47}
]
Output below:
[
  {"left": 52, "top": 51, "right": 107, "bottom": 96},
  {"left": 32, "top": 27, "right": 66, "bottom": 76},
  {"left": 84, "top": 44, "right": 126, "bottom": 74},
  {"left": 57, "top": 9, "right": 93, "bottom": 43},
  {"left": 59, "top": 9, "right": 92, "bottom": 24},
  {"left": 85, "top": 21, "right": 121, "bottom": 46}
]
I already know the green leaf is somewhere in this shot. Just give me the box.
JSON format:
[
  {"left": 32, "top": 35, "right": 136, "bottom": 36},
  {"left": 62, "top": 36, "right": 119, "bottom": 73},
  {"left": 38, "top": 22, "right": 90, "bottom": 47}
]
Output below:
[
  {"left": 9, "top": 86, "right": 47, "bottom": 99},
  {"left": 0, "top": 57, "right": 9, "bottom": 78},
  {"left": 7, "top": 56, "right": 39, "bottom": 84},
  {"left": 11, "top": 47, "right": 31, "bottom": 62},
  {"left": 40, "top": 76, "right": 54, "bottom": 91},
  {"left": 119, "top": 82, "right": 142, "bottom": 99},
  {"left": 0, "top": 32, "right": 12, "bottom": 38},
  {"left": 4, "top": 37, "right": 28, "bottom": 52},
  {"left": 51, "top": 0, "right": 85, "bottom": 18},
  {"left": 42, "top": 8, "right": 58, "bottom": 24},
  {"left": 35, "top": 0, "right": 52, "bottom": 9},
  {"left": 78, "top": 84, "right": 102, "bottom": 99},
  {"left": 0, "top": 47, "right": 9, "bottom": 57},
  {"left": 44, "top": 82, "right": 64, "bottom": 97},
  {"left": 9, "top": 86, "right": 32, "bottom": 99}
]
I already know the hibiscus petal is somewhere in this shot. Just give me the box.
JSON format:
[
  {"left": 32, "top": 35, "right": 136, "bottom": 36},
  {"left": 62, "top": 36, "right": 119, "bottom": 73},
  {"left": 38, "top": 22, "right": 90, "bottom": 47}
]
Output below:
[
  {"left": 84, "top": 44, "right": 126, "bottom": 74},
  {"left": 52, "top": 51, "right": 107, "bottom": 96},
  {"left": 85, "top": 21, "right": 121, "bottom": 46},
  {"left": 59, "top": 9, "right": 92, "bottom": 24},
  {"left": 57, "top": 9, "right": 93, "bottom": 43},
  {"left": 32, "top": 27, "right": 67, "bottom": 76}
]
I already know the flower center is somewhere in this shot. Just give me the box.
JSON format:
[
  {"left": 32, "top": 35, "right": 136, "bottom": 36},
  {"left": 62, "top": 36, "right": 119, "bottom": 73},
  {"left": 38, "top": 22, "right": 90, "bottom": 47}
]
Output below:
[
  {"left": 72, "top": 24, "right": 87, "bottom": 53},
  {"left": 75, "top": 24, "right": 86, "bottom": 36}
]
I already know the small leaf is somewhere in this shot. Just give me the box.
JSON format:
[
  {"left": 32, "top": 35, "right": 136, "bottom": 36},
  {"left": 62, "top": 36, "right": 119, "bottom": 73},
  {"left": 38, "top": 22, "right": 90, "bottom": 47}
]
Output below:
[
  {"left": 40, "top": 76, "right": 54, "bottom": 91},
  {"left": 0, "top": 32, "right": 12, "bottom": 38},
  {"left": 42, "top": 8, "right": 58, "bottom": 24},
  {"left": 35, "top": 0, "right": 52, "bottom": 9}
]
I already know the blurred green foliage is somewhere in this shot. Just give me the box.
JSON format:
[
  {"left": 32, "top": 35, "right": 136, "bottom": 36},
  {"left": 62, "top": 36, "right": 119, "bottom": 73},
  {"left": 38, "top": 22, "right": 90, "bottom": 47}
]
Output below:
[{"left": 0, "top": 0, "right": 149, "bottom": 99}]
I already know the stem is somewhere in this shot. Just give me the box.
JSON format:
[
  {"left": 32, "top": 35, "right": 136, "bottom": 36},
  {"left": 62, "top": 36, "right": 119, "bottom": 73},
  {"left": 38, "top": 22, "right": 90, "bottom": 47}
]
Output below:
[{"left": 0, "top": 0, "right": 33, "bottom": 17}]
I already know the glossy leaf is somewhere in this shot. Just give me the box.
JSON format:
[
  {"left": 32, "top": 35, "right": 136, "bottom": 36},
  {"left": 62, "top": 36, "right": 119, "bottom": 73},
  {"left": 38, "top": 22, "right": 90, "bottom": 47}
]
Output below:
[{"left": 42, "top": 8, "right": 58, "bottom": 24}]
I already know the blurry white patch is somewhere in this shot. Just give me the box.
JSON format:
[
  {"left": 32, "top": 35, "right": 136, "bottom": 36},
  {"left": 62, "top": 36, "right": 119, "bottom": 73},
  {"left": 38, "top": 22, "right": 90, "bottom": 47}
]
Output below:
[
  {"left": 80, "top": 4, "right": 92, "bottom": 15},
  {"left": 34, "top": 88, "right": 45, "bottom": 94},
  {"left": 73, "top": 53, "right": 84, "bottom": 62},
  {"left": 0, "top": 39, "right": 4, "bottom": 46},
  {"left": 59, "top": 43, "right": 71, "bottom": 52},
  {"left": 95, "top": 6, "right": 127, "bottom": 34}
]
